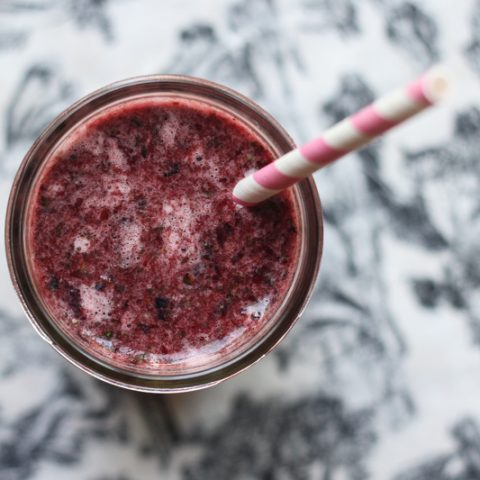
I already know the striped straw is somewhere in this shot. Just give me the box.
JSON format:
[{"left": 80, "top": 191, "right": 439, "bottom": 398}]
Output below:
[{"left": 232, "top": 66, "right": 449, "bottom": 206}]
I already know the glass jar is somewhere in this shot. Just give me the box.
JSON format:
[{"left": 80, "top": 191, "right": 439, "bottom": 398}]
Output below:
[{"left": 6, "top": 75, "right": 323, "bottom": 393}]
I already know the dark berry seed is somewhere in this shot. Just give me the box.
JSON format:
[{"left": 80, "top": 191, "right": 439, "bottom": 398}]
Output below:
[
  {"left": 94, "top": 282, "right": 105, "bottom": 291},
  {"left": 164, "top": 163, "right": 180, "bottom": 177},
  {"left": 67, "top": 286, "right": 82, "bottom": 317},
  {"left": 207, "top": 137, "right": 221, "bottom": 148},
  {"left": 183, "top": 272, "right": 195, "bottom": 286},
  {"left": 141, "top": 145, "right": 148, "bottom": 158},
  {"left": 137, "top": 197, "right": 147, "bottom": 209},
  {"left": 216, "top": 301, "right": 228, "bottom": 317},
  {"left": 54, "top": 223, "right": 64, "bottom": 237},
  {"left": 154, "top": 296, "right": 169, "bottom": 321},
  {"left": 131, "top": 117, "right": 143, "bottom": 127},
  {"left": 104, "top": 331, "right": 113, "bottom": 339},
  {"left": 154, "top": 296, "right": 169, "bottom": 309},
  {"left": 216, "top": 222, "right": 234, "bottom": 245},
  {"left": 195, "top": 155, "right": 203, "bottom": 162},
  {"left": 138, "top": 324, "right": 152, "bottom": 334},
  {"left": 48, "top": 276, "right": 59, "bottom": 290},
  {"left": 100, "top": 159, "right": 110, "bottom": 172}
]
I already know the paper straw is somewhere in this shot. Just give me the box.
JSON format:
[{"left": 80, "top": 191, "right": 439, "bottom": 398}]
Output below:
[{"left": 232, "top": 66, "right": 449, "bottom": 206}]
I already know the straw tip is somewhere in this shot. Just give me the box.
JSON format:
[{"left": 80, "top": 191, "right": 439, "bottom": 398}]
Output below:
[
  {"left": 232, "top": 193, "right": 256, "bottom": 207},
  {"left": 424, "top": 65, "right": 451, "bottom": 103}
]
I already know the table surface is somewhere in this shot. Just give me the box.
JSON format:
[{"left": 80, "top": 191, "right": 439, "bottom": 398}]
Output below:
[{"left": 1, "top": 1, "right": 480, "bottom": 479}]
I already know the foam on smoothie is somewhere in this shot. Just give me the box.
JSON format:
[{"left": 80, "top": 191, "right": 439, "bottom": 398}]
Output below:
[{"left": 28, "top": 98, "right": 299, "bottom": 369}]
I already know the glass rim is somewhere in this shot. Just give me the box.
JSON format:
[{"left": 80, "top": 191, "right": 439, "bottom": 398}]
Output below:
[{"left": 5, "top": 74, "right": 323, "bottom": 393}]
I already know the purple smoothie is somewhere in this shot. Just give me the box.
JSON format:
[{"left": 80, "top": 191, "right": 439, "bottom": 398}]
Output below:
[{"left": 27, "top": 98, "right": 299, "bottom": 368}]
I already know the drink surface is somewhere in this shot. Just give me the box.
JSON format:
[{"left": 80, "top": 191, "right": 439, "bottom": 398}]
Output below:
[{"left": 28, "top": 98, "right": 299, "bottom": 367}]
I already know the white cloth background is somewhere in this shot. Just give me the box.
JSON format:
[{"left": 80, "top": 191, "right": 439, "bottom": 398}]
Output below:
[{"left": 1, "top": 1, "right": 480, "bottom": 479}]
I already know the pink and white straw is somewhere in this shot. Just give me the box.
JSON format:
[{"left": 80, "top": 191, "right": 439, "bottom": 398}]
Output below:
[{"left": 233, "top": 67, "right": 449, "bottom": 206}]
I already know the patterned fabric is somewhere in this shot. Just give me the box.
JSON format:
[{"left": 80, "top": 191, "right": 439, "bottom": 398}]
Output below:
[{"left": 1, "top": 1, "right": 480, "bottom": 479}]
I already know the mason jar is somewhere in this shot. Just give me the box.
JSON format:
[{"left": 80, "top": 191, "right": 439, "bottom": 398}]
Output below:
[{"left": 6, "top": 75, "right": 323, "bottom": 393}]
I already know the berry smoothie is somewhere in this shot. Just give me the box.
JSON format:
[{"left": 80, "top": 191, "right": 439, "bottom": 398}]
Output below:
[{"left": 27, "top": 98, "right": 299, "bottom": 369}]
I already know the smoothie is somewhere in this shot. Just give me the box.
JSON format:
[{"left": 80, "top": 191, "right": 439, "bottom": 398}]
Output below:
[{"left": 28, "top": 98, "right": 299, "bottom": 368}]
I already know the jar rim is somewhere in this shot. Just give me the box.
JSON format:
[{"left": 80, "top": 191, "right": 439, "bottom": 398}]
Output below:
[{"left": 5, "top": 74, "right": 323, "bottom": 392}]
